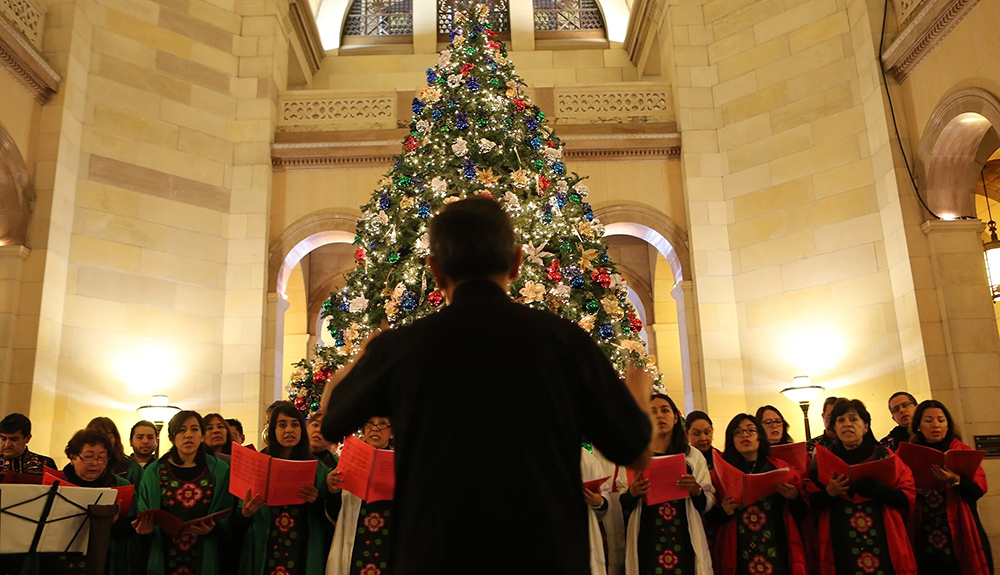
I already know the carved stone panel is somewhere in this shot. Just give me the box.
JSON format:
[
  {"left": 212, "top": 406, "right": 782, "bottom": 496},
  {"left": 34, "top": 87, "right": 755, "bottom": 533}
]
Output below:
[
  {"left": 278, "top": 91, "right": 397, "bottom": 131},
  {"left": 553, "top": 84, "right": 673, "bottom": 124},
  {"left": 0, "top": 0, "right": 44, "bottom": 49}
]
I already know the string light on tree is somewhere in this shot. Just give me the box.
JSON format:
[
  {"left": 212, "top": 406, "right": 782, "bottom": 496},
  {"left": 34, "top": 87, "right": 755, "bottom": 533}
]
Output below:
[{"left": 287, "top": 3, "right": 661, "bottom": 415}]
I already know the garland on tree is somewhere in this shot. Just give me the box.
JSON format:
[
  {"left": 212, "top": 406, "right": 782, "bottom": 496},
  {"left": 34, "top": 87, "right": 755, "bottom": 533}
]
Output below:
[{"left": 288, "top": 4, "right": 661, "bottom": 416}]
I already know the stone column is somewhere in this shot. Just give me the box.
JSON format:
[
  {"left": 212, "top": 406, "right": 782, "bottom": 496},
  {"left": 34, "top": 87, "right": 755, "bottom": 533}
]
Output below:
[
  {"left": 921, "top": 219, "right": 1000, "bottom": 552},
  {"left": 672, "top": 280, "right": 705, "bottom": 412},
  {"left": 0, "top": 245, "right": 29, "bottom": 411}
]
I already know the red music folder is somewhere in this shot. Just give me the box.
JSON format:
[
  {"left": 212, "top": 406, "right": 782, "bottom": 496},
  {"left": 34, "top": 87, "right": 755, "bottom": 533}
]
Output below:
[
  {"left": 636, "top": 454, "right": 688, "bottom": 505},
  {"left": 338, "top": 436, "right": 395, "bottom": 502},
  {"left": 583, "top": 476, "right": 610, "bottom": 493},
  {"left": 137, "top": 509, "right": 231, "bottom": 538},
  {"left": 229, "top": 442, "right": 318, "bottom": 506},
  {"left": 897, "top": 442, "right": 986, "bottom": 490},
  {"left": 712, "top": 450, "right": 791, "bottom": 506},
  {"left": 770, "top": 442, "right": 808, "bottom": 474},
  {"left": 815, "top": 445, "right": 898, "bottom": 489}
]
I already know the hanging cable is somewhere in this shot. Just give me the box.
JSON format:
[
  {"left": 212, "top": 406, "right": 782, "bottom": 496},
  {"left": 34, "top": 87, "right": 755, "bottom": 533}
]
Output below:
[{"left": 878, "top": 0, "right": 942, "bottom": 219}]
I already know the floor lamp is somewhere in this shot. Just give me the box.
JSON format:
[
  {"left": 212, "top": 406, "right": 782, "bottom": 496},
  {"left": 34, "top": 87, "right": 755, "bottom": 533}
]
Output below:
[
  {"left": 136, "top": 395, "right": 181, "bottom": 458},
  {"left": 780, "top": 376, "right": 824, "bottom": 440}
]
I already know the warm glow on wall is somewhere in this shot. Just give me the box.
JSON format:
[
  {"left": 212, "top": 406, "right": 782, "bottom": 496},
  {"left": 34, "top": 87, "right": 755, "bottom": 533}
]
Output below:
[
  {"left": 780, "top": 323, "right": 847, "bottom": 376},
  {"left": 114, "top": 342, "right": 181, "bottom": 393}
]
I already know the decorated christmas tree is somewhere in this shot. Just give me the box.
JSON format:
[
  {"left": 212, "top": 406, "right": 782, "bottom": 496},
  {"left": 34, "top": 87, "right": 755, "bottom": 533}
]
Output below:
[{"left": 288, "top": 4, "right": 659, "bottom": 415}]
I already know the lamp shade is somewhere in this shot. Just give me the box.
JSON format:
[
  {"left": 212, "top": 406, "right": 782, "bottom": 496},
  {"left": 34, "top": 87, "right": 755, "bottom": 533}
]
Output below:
[
  {"left": 985, "top": 239, "right": 1000, "bottom": 301},
  {"left": 780, "top": 379, "right": 825, "bottom": 404},
  {"left": 136, "top": 395, "right": 181, "bottom": 424}
]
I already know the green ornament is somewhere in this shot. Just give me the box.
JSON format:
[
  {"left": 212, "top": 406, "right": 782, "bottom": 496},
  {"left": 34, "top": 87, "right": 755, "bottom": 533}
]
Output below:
[
  {"left": 388, "top": 253, "right": 400, "bottom": 264},
  {"left": 477, "top": 119, "right": 488, "bottom": 127},
  {"left": 354, "top": 234, "right": 361, "bottom": 243},
  {"left": 411, "top": 130, "right": 419, "bottom": 137},
  {"left": 437, "top": 77, "right": 447, "bottom": 84},
  {"left": 466, "top": 46, "right": 475, "bottom": 55},
  {"left": 537, "top": 111, "right": 546, "bottom": 121},
  {"left": 505, "top": 117, "right": 514, "bottom": 127},
  {"left": 585, "top": 299, "right": 599, "bottom": 313},
  {"left": 634, "top": 359, "right": 646, "bottom": 368},
  {"left": 397, "top": 176, "right": 411, "bottom": 186},
  {"left": 621, "top": 324, "right": 632, "bottom": 334},
  {"left": 533, "top": 159, "right": 544, "bottom": 169},
  {"left": 560, "top": 242, "right": 571, "bottom": 251},
  {"left": 489, "top": 78, "right": 500, "bottom": 85},
  {"left": 569, "top": 193, "right": 581, "bottom": 203},
  {"left": 440, "top": 125, "right": 450, "bottom": 132},
  {"left": 310, "top": 402, "right": 320, "bottom": 412}
]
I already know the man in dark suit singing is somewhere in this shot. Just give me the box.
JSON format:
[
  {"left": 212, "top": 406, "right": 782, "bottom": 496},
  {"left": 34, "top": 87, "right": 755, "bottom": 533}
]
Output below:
[{"left": 321, "top": 197, "right": 653, "bottom": 574}]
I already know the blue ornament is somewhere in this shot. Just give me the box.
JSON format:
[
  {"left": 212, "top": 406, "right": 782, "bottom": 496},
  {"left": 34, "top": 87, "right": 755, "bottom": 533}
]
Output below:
[
  {"left": 379, "top": 192, "right": 391, "bottom": 210},
  {"left": 525, "top": 117, "right": 538, "bottom": 131},
  {"left": 556, "top": 193, "right": 566, "bottom": 209},
  {"left": 431, "top": 109, "right": 443, "bottom": 120},
  {"left": 450, "top": 30, "right": 460, "bottom": 42},
  {"left": 447, "top": 99, "right": 458, "bottom": 109},
  {"left": 461, "top": 158, "right": 476, "bottom": 179},
  {"left": 402, "top": 297, "right": 418, "bottom": 311},
  {"left": 426, "top": 68, "right": 437, "bottom": 83},
  {"left": 583, "top": 203, "right": 594, "bottom": 222},
  {"left": 464, "top": 168, "right": 477, "bottom": 179},
  {"left": 417, "top": 201, "right": 431, "bottom": 219},
  {"left": 486, "top": 59, "right": 497, "bottom": 72},
  {"left": 466, "top": 77, "right": 480, "bottom": 91},
  {"left": 456, "top": 111, "right": 469, "bottom": 130},
  {"left": 598, "top": 323, "right": 614, "bottom": 339},
  {"left": 570, "top": 275, "right": 585, "bottom": 289},
  {"left": 542, "top": 212, "right": 553, "bottom": 223},
  {"left": 473, "top": 24, "right": 482, "bottom": 33},
  {"left": 529, "top": 137, "right": 542, "bottom": 149},
  {"left": 339, "top": 300, "right": 350, "bottom": 312},
  {"left": 412, "top": 98, "right": 425, "bottom": 115},
  {"left": 565, "top": 265, "right": 582, "bottom": 278},
  {"left": 552, "top": 162, "right": 565, "bottom": 175}
]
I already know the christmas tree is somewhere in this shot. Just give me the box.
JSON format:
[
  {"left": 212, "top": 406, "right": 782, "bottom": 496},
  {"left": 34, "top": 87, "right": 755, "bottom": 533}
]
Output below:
[{"left": 288, "top": 4, "right": 659, "bottom": 415}]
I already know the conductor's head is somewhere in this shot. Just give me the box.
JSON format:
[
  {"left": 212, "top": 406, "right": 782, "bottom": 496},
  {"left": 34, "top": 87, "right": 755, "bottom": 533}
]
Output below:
[{"left": 427, "top": 197, "right": 522, "bottom": 300}]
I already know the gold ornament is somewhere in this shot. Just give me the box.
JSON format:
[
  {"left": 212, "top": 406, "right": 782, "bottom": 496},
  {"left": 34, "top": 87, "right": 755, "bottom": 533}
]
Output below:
[
  {"left": 579, "top": 248, "right": 599, "bottom": 271},
  {"left": 578, "top": 315, "right": 596, "bottom": 332},
  {"left": 477, "top": 167, "right": 501, "bottom": 186}
]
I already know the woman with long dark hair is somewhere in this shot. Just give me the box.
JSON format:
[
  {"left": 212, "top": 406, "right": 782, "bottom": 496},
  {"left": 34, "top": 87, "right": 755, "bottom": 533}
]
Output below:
[
  {"left": 754, "top": 405, "right": 794, "bottom": 445},
  {"left": 133, "top": 410, "right": 233, "bottom": 575},
  {"left": 808, "top": 399, "right": 916, "bottom": 575},
  {"left": 711, "top": 414, "right": 807, "bottom": 575},
  {"left": 907, "top": 400, "right": 992, "bottom": 575},
  {"left": 88, "top": 416, "right": 144, "bottom": 485},
  {"left": 236, "top": 402, "right": 332, "bottom": 575},
  {"left": 621, "top": 393, "right": 714, "bottom": 574}
]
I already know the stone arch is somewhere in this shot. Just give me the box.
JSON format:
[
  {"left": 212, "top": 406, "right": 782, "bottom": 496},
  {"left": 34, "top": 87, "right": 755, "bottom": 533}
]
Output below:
[
  {"left": 918, "top": 87, "right": 1000, "bottom": 218},
  {"left": 265, "top": 210, "right": 359, "bottom": 401},
  {"left": 594, "top": 203, "right": 703, "bottom": 410},
  {"left": 0, "top": 123, "right": 34, "bottom": 246},
  {"left": 267, "top": 210, "right": 358, "bottom": 295}
]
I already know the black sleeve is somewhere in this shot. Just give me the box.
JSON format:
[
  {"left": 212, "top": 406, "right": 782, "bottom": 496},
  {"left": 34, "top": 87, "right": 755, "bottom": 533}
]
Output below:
[
  {"left": 571, "top": 327, "right": 651, "bottom": 466},
  {"left": 787, "top": 493, "right": 810, "bottom": 521},
  {"left": 691, "top": 490, "right": 708, "bottom": 513},
  {"left": 620, "top": 490, "right": 638, "bottom": 524},
  {"left": 955, "top": 479, "right": 984, "bottom": 503},
  {"left": 705, "top": 504, "right": 733, "bottom": 524},
  {"left": 809, "top": 488, "right": 837, "bottom": 512},
  {"left": 325, "top": 490, "right": 343, "bottom": 524},
  {"left": 322, "top": 334, "right": 395, "bottom": 443}
]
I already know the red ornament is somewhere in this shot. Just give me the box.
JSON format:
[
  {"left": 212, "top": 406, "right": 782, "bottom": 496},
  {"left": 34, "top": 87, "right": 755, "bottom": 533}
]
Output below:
[
  {"left": 403, "top": 136, "right": 418, "bottom": 152},
  {"left": 294, "top": 396, "right": 307, "bottom": 410},
  {"left": 512, "top": 98, "right": 526, "bottom": 111},
  {"left": 428, "top": 291, "right": 444, "bottom": 307},
  {"left": 477, "top": 191, "right": 494, "bottom": 200},
  {"left": 547, "top": 259, "right": 562, "bottom": 281},
  {"left": 628, "top": 309, "right": 643, "bottom": 332},
  {"left": 461, "top": 63, "right": 474, "bottom": 75},
  {"left": 313, "top": 368, "right": 330, "bottom": 385},
  {"left": 355, "top": 248, "right": 366, "bottom": 263},
  {"left": 547, "top": 140, "right": 554, "bottom": 147},
  {"left": 538, "top": 176, "right": 551, "bottom": 191},
  {"left": 590, "top": 267, "right": 612, "bottom": 288},
  {"left": 486, "top": 29, "right": 497, "bottom": 38},
  {"left": 487, "top": 40, "right": 501, "bottom": 50}
]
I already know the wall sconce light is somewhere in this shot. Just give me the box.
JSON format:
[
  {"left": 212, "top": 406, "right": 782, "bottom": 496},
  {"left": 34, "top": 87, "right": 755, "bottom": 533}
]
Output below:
[
  {"left": 136, "top": 395, "right": 181, "bottom": 457},
  {"left": 780, "top": 376, "right": 825, "bottom": 439}
]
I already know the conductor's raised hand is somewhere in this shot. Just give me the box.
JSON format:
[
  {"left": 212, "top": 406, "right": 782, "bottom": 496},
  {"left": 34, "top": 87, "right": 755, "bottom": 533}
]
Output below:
[
  {"left": 326, "top": 469, "right": 344, "bottom": 493},
  {"left": 241, "top": 489, "right": 266, "bottom": 517}
]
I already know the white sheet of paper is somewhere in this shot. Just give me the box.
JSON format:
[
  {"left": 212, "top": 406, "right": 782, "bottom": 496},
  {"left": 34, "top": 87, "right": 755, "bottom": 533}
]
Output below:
[{"left": 1, "top": 484, "right": 116, "bottom": 554}]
